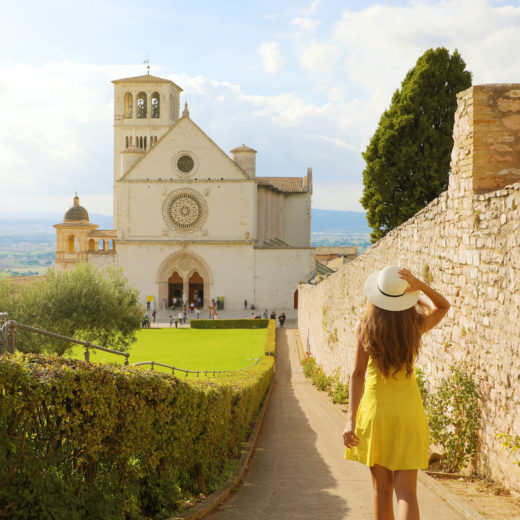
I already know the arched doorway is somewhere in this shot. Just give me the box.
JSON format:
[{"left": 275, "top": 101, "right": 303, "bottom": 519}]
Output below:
[
  {"left": 157, "top": 251, "right": 212, "bottom": 309},
  {"left": 168, "top": 271, "right": 183, "bottom": 305},
  {"left": 294, "top": 289, "right": 299, "bottom": 309},
  {"left": 189, "top": 272, "right": 203, "bottom": 307}
]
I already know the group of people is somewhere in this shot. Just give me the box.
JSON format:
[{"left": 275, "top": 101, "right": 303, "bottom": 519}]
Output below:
[
  {"left": 170, "top": 295, "right": 202, "bottom": 311},
  {"left": 247, "top": 308, "right": 286, "bottom": 326},
  {"left": 141, "top": 309, "right": 156, "bottom": 328}
]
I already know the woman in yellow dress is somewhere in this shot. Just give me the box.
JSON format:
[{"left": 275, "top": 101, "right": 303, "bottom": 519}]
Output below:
[{"left": 343, "top": 266, "right": 450, "bottom": 520}]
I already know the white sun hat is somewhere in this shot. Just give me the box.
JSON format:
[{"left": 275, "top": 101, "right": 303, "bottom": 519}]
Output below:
[{"left": 364, "top": 265, "right": 420, "bottom": 311}]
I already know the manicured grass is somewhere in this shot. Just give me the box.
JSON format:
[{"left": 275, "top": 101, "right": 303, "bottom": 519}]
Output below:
[{"left": 68, "top": 328, "right": 267, "bottom": 375}]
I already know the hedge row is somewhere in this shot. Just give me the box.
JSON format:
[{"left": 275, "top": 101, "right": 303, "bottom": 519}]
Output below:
[
  {"left": 190, "top": 319, "right": 269, "bottom": 329},
  {"left": 265, "top": 320, "right": 276, "bottom": 356},
  {"left": 0, "top": 352, "right": 274, "bottom": 520}
]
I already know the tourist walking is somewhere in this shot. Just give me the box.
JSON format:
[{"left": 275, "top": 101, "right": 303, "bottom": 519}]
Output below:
[
  {"left": 343, "top": 266, "right": 450, "bottom": 520},
  {"left": 244, "top": 299, "right": 248, "bottom": 310},
  {"left": 169, "top": 315, "right": 173, "bottom": 328},
  {"left": 278, "top": 312, "right": 286, "bottom": 327}
]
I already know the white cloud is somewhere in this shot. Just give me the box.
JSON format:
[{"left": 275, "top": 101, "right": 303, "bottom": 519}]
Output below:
[
  {"left": 291, "top": 16, "right": 320, "bottom": 34},
  {"left": 258, "top": 41, "right": 285, "bottom": 74},
  {"left": 329, "top": 0, "right": 520, "bottom": 99},
  {"left": 1, "top": 64, "right": 364, "bottom": 214},
  {"left": 313, "top": 182, "right": 364, "bottom": 212},
  {"left": 300, "top": 0, "right": 321, "bottom": 17},
  {"left": 299, "top": 40, "right": 341, "bottom": 73},
  {"left": 0, "top": 62, "right": 141, "bottom": 214}
]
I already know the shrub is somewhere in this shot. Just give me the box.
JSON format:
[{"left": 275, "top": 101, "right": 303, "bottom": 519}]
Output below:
[
  {"left": 331, "top": 370, "right": 349, "bottom": 404},
  {"left": 0, "top": 264, "right": 143, "bottom": 355},
  {"left": 311, "top": 366, "right": 332, "bottom": 392},
  {"left": 265, "top": 320, "right": 276, "bottom": 356},
  {"left": 300, "top": 355, "right": 332, "bottom": 392},
  {"left": 0, "top": 352, "right": 274, "bottom": 519},
  {"left": 496, "top": 433, "right": 520, "bottom": 467},
  {"left": 427, "top": 366, "right": 480, "bottom": 472},
  {"left": 415, "top": 366, "right": 428, "bottom": 406},
  {"left": 301, "top": 355, "right": 316, "bottom": 378},
  {"left": 190, "top": 319, "right": 269, "bottom": 329}
]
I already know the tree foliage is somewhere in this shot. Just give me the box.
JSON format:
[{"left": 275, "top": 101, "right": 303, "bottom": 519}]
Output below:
[
  {"left": 361, "top": 47, "right": 472, "bottom": 242},
  {"left": 0, "top": 264, "right": 143, "bottom": 354}
]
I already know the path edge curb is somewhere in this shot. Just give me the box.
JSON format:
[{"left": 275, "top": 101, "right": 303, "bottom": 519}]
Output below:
[
  {"left": 417, "top": 471, "right": 486, "bottom": 520},
  {"left": 169, "top": 372, "right": 275, "bottom": 520}
]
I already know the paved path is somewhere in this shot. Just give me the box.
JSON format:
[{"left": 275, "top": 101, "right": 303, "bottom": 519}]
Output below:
[{"left": 208, "top": 328, "right": 463, "bottom": 520}]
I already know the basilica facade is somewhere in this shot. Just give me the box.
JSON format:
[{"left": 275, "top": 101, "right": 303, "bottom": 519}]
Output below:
[{"left": 54, "top": 73, "right": 315, "bottom": 310}]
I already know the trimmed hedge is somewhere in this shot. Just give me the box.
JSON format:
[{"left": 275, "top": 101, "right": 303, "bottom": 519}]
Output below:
[
  {"left": 190, "top": 319, "right": 269, "bottom": 329},
  {"left": 265, "top": 320, "right": 276, "bottom": 356},
  {"left": 0, "top": 352, "right": 274, "bottom": 520}
]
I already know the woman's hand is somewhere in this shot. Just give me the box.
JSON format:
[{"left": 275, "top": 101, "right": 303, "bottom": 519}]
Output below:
[
  {"left": 343, "top": 427, "right": 359, "bottom": 449},
  {"left": 398, "top": 267, "right": 424, "bottom": 293}
]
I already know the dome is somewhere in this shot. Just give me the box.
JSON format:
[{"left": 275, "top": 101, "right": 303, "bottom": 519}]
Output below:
[{"left": 64, "top": 194, "right": 89, "bottom": 222}]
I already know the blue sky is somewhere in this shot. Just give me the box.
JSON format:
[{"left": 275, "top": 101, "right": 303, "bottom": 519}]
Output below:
[{"left": 2, "top": 0, "right": 520, "bottom": 216}]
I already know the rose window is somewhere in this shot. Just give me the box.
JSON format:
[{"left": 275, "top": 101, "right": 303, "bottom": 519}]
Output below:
[{"left": 163, "top": 189, "right": 207, "bottom": 233}]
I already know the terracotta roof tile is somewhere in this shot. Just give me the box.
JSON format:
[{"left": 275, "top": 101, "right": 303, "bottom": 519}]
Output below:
[{"left": 257, "top": 177, "right": 306, "bottom": 193}]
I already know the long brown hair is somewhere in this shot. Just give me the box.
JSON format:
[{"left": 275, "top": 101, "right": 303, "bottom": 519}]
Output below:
[{"left": 358, "top": 300, "right": 429, "bottom": 378}]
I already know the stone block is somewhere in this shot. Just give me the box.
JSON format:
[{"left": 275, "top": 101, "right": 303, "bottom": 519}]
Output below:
[
  {"left": 502, "top": 114, "right": 520, "bottom": 131},
  {"left": 497, "top": 98, "right": 520, "bottom": 112}
]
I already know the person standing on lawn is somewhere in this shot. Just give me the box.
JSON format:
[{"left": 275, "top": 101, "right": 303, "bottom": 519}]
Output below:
[{"left": 343, "top": 266, "right": 450, "bottom": 520}]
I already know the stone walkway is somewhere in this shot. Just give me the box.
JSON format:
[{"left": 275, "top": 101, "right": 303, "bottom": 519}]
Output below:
[{"left": 206, "top": 327, "right": 468, "bottom": 520}]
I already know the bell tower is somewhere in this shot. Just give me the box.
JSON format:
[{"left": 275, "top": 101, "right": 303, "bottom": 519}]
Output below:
[{"left": 112, "top": 73, "right": 183, "bottom": 181}]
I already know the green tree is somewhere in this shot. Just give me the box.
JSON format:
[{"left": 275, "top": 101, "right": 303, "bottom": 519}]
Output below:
[
  {"left": 0, "top": 264, "right": 143, "bottom": 355},
  {"left": 361, "top": 48, "right": 472, "bottom": 242}
]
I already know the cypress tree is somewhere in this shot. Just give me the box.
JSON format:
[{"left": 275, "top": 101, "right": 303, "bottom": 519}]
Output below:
[{"left": 361, "top": 48, "right": 472, "bottom": 242}]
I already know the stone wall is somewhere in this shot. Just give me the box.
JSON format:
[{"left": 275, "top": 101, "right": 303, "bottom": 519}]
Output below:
[{"left": 298, "top": 84, "right": 520, "bottom": 491}]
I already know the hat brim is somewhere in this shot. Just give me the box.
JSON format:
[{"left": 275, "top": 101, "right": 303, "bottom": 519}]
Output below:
[{"left": 364, "top": 270, "right": 420, "bottom": 311}]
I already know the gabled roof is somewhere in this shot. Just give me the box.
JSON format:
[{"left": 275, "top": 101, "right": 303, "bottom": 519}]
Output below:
[
  {"left": 230, "top": 144, "right": 257, "bottom": 154},
  {"left": 119, "top": 113, "right": 251, "bottom": 181},
  {"left": 112, "top": 74, "right": 183, "bottom": 91},
  {"left": 257, "top": 176, "right": 308, "bottom": 193}
]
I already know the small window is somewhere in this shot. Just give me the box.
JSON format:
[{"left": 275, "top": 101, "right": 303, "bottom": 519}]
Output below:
[
  {"left": 98, "top": 239, "right": 105, "bottom": 251},
  {"left": 137, "top": 92, "right": 147, "bottom": 118},
  {"left": 151, "top": 92, "right": 160, "bottom": 118},
  {"left": 88, "top": 239, "right": 95, "bottom": 251},
  {"left": 124, "top": 92, "right": 133, "bottom": 118},
  {"left": 125, "top": 136, "right": 129, "bottom": 148}
]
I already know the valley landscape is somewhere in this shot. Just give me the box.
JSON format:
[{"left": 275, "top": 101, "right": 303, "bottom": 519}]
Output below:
[{"left": 0, "top": 209, "right": 371, "bottom": 276}]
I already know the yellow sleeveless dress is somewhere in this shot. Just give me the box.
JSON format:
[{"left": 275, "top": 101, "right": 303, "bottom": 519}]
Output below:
[{"left": 344, "top": 357, "right": 429, "bottom": 470}]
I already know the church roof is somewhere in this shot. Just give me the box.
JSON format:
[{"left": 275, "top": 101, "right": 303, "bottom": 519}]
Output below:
[
  {"left": 230, "top": 144, "right": 257, "bottom": 153},
  {"left": 112, "top": 74, "right": 183, "bottom": 91},
  {"left": 257, "top": 176, "right": 308, "bottom": 193},
  {"left": 64, "top": 195, "right": 89, "bottom": 222}
]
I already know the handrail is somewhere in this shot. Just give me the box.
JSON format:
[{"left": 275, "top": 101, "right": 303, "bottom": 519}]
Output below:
[
  {"left": 0, "top": 318, "right": 263, "bottom": 377},
  {"left": 129, "top": 356, "right": 262, "bottom": 377},
  {"left": 0, "top": 320, "right": 129, "bottom": 364}
]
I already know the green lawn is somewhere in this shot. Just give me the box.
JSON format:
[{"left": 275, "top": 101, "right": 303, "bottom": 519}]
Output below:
[{"left": 68, "top": 328, "right": 267, "bottom": 375}]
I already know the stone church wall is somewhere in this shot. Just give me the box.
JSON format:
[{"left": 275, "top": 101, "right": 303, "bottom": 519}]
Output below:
[{"left": 298, "top": 84, "right": 520, "bottom": 491}]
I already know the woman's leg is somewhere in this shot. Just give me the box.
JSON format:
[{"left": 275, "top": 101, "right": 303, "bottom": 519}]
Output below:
[
  {"left": 394, "top": 469, "right": 419, "bottom": 520},
  {"left": 370, "top": 464, "right": 395, "bottom": 520}
]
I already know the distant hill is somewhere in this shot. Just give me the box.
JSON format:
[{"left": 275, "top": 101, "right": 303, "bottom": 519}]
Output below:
[
  {"left": 311, "top": 209, "right": 369, "bottom": 234},
  {"left": 0, "top": 212, "right": 113, "bottom": 238},
  {"left": 0, "top": 210, "right": 369, "bottom": 248}
]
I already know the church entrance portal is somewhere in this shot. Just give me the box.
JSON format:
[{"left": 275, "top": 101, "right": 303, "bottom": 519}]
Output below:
[
  {"left": 189, "top": 272, "right": 204, "bottom": 307},
  {"left": 168, "top": 272, "right": 183, "bottom": 305}
]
